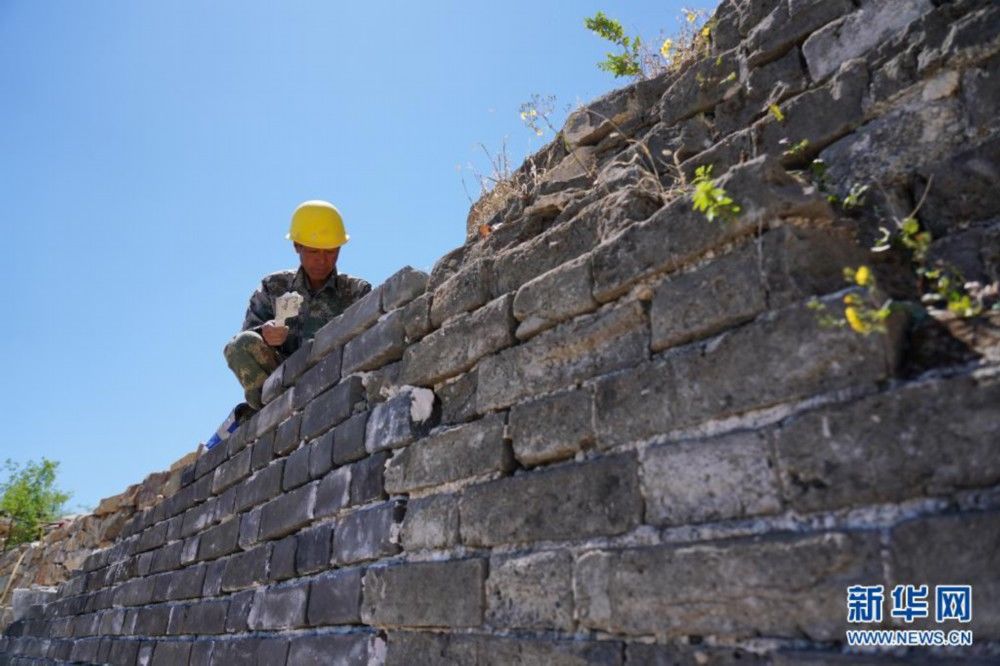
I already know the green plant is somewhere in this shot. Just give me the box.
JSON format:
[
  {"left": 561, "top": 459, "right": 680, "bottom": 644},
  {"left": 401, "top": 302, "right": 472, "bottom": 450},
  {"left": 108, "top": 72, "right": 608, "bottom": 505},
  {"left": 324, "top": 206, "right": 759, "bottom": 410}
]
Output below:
[
  {"left": 768, "top": 103, "right": 785, "bottom": 122},
  {"left": 691, "top": 165, "right": 741, "bottom": 222},
  {"left": 0, "top": 458, "right": 71, "bottom": 549},
  {"left": 842, "top": 183, "right": 870, "bottom": 209},
  {"left": 782, "top": 139, "right": 810, "bottom": 159},
  {"left": 585, "top": 12, "right": 643, "bottom": 79}
]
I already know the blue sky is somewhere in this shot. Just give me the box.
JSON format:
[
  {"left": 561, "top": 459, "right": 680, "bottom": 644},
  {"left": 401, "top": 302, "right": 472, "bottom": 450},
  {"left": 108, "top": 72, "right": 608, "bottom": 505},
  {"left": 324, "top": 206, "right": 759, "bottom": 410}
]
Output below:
[{"left": 1, "top": 0, "right": 702, "bottom": 511}]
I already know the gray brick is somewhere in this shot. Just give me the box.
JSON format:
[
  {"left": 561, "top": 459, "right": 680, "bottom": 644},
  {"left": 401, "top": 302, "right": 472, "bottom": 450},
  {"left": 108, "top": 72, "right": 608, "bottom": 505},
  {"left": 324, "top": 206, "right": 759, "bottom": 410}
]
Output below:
[
  {"left": 402, "top": 293, "right": 432, "bottom": 342},
  {"left": 135, "top": 521, "right": 168, "bottom": 554},
  {"left": 746, "top": 0, "right": 854, "bottom": 66},
  {"left": 234, "top": 460, "right": 284, "bottom": 513},
  {"left": 513, "top": 254, "right": 597, "bottom": 340},
  {"left": 224, "top": 590, "right": 255, "bottom": 633},
  {"left": 460, "top": 454, "right": 641, "bottom": 547},
  {"left": 202, "top": 558, "right": 225, "bottom": 596},
  {"left": 195, "top": 439, "right": 229, "bottom": 479},
  {"left": 385, "top": 415, "right": 513, "bottom": 494},
  {"left": 196, "top": 518, "right": 240, "bottom": 561},
  {"left": 151, "top": 641, "right": 191, "bottom": 666},
  {"left": 269, "top": 536, "right": 298, "bottom": 582},
  {"left": 343, "top": 308, "right": 407, "bottom": 374},
  {"left": 238, "top": 508, "right": 261, "bottom": 550},
  {"left": 494, "top": 212, "right": 600, "bottom": 297},
  {"left": 250, "top": 430, "right": 274, "bottom": 471},
  {"left": 382, "top": 266, "right": 429, "bottom": 311},
  {"left": 332, "top": 501, "right": 403, "bottom": 565},
  {"left": 308, "top": 568, "right": 364, "bottom": 626},
  {"left": 308, "top": 431, "right": 335, "bottom": 479},
  {"left": 189, "top": 641, "right": 214, "bottom": 666},
  {"left": 477, "top": 301, "right": 648, "bottom": 412},
  {"left": 180, "top": 536, "right": 200, "bottom": 565},
  {"left": 310, "top": 286, "right": 383, "bottom": 362},
  {"left": 400, "top": 294, "right": 515, "bottom": 387},
  {"left": 259, "top": 480, "right": 317, "bottom": 541},
  {"left": 773, "top": 371, "right": 1000, "bottom": 513},
  {"left": 315, "top": 466, "right": 351, "bottom": 519},
  {"left": 891, "top": 511, "right": 1000, "bottom": 638},
  {"left": 247, "top": 582, "right": 309, "bottom": 630},
  {"left": 261, "top": 364, "right": 284, "bottom": 405},
  {"left": 333, "top": 412, "right": 369, "bottom": 464},
  {"left": 641, "top": 431, "right": 782, "bottom": 526},
  {"left": 509, "top": 388, "right": 593, "bottom": 466},
  {"left": 628, "top": 643, "right": 765, "bottom": 665},
  {"left": 293, "top": 348, "right": 343, "bottom": 409},
  {"left": 350, "top": 451, "right": 390, "bottom": 506},
  {"left": 486, "top": 551, "right": 574, "bottom": 631},
  {"left": 437, "top": 369, "right": 478, "bottom": 425},
  {"left": 149, "top": 541, "right": 182, "bottom": 575},
  {"left": 401, "top": 494, "right": 459, "bottom": 551},
  {"left": 362, "top": 559, "right": 485, "bottom": 627},
  {"left": 283, "top": 338, "right": 314, "bottom": 386},
  {"left": 283, "top": 443, "right": 312, "bottom": 490},
  {"left": 430, "top": 258, "right": 492, "bottom": 327},
  {"left": 132, "top": 605, "right": 171, "bottom": 635},
  {"left": 221, "top": 544, "right": 269, "bottom": 592},
  {"left": 296, "top": 522, "right": 334, "bottom": 575},
  {"left": 594, "top": 297, "right": 901, "bottom": 450},
  {"left": 176, "top": 600, "right": 228, "bottom": 635},
  {"left": 364, "top": 388, "right": 436, "bottom": 453},
  {"left": 211, "top": 637, "right": 289, "bottom": 666},
  {"left": 272, "top": 412, "right": 303, "bottom": 456},
  {"left": 211, "top": 446, "right": 252, "bottom": 495},
  {"left": 255, "top": 387, "right": 295, "bottom": 438},
  {"left": 287, "top": 633, "right": 373, "bottom": 666},
  {"left": 575, "top": 531, "right": 881, "bottom": 640},
  {"left": 301, "top": 376, "right": 365, "bottom": 441}
]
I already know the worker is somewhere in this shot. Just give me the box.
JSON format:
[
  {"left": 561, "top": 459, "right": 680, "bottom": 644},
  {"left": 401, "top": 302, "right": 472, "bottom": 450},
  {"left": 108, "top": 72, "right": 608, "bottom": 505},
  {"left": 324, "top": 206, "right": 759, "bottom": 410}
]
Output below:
[{"left": 224, "top": 200, "right": 371, "bottom": 410}]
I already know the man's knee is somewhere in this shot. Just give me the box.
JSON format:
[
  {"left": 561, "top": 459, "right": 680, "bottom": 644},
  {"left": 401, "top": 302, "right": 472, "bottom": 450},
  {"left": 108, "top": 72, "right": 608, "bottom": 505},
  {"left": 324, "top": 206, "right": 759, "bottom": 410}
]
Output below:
[{"left": 224, "top": 331, "right": 267, "bottom": 363}]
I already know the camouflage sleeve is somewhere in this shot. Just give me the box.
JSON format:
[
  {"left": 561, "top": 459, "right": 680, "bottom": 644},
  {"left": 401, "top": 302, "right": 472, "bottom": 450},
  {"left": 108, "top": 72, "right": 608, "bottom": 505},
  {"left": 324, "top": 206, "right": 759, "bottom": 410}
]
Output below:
[
  {"left": 350, "top": 277, "right": 373, "bottom": 303},
  {"left": 240, "top": 281, "right": 275, "bottom": 334}
]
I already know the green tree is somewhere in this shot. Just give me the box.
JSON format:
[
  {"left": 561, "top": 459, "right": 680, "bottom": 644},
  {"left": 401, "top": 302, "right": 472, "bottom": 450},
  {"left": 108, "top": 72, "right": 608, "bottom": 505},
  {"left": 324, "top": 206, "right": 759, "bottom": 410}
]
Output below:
[{"left": 0, "top": 458, "right": 71, "bottom": 549}]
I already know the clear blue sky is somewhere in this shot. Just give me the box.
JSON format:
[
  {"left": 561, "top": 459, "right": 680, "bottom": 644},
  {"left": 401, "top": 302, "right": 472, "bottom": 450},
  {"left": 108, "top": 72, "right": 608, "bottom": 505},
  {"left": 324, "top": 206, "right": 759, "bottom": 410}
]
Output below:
[{"left": 1, "top": 1, "right": 702, "bottom": 512}]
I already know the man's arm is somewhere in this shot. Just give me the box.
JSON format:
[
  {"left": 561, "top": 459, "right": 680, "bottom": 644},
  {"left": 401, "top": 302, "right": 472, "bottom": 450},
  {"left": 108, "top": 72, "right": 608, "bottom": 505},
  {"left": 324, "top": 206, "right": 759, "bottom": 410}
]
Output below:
[{"left": 241, "top": 281, "right": 275, "bottom": 334}]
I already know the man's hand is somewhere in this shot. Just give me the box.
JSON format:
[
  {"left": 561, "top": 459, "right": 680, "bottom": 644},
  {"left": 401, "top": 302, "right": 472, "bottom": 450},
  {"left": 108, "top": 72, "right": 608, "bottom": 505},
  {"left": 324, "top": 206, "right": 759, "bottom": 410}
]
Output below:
[{"left": 261, "top": 320, "right": 289, "bottom": 347}]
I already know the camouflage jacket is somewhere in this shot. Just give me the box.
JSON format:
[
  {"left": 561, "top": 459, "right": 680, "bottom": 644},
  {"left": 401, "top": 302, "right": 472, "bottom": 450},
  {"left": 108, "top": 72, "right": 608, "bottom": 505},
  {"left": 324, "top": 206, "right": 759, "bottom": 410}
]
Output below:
[{"left": 241, "top": 267, "right": 372, "bottom": 356}]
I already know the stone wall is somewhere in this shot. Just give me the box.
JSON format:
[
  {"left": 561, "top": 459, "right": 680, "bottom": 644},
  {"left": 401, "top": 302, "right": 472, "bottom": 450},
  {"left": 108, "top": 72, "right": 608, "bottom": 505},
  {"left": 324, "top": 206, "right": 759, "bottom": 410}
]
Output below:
[{"left": 3, "top": 0, "right": 999, "bottom": 663}]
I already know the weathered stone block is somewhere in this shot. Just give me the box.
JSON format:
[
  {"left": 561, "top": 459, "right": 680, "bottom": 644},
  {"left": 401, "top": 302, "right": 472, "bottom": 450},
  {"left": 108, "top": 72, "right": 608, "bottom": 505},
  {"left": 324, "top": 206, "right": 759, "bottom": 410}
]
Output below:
[
  {"left": 149, "top": 541, "right": 182, "bottom": 574},
  {"left": 261, "top": 364, "right": 284, "bottom": 406},
  {"left": 430, "top": 258, "right": 493, "bottom": 327},
  {"left": 282, "top": 339, "right": 314, "bottom": 387},
  {"left": 746, "top": 0, "right": 853, "bottom": 66},
  {"left": 287, "top": 633, "right": 374, "bottom": 665},
  {"left": 238, "top": 508, "right": 261, "bottom": 550},
  {"left": 292, "top": 349, "right": 342, "bottom": 410},
  {"left": 385, "top": 415, "right": 512, "bottom": 494},
  {"left": 195, "top": 439, "right": 229, "bottom": 480},
  {"left": 436, "top": 369, "right": 479, "bottom": 425},
  {"left": 224, "top": 589, "right": 255, "bottom": 633},
  {"left": 486, "top": 551, "right": 573, "bottom": 631},
  {"left": 803, "top": 0, "right": 932, "bottom": 82},
  {"left": 332, "top": 500, "right": 403, "bottom": 565},
  {"left": 300, "top": 375, "right": 365, "bottom": 441},
  {"left": 513, "top": 254, "right": 597, "bottom": 340},
  {"left": 890, "top": 511, "right": 1000, "bottom": 638},
  {"left": 250, "top": 430, "right": 274, "bottom": 471},
  {"left": 575, "top": 531, "right": 882, "bottom": 639},
  {"left": 334, "top": 411, "right": 369, "bottom": 464},
  {"left": 234, "top": 460, "right": 284, "bottom": 513},
  {"left": 477, "top": 301, "right": 648, "bottom": 412},
  {"left": 175, "top": 599, "right": 228, "bottom": 635},
  {"left": 308, "top": 431, "right": 334, "bottom": 479},
  {"left": 493, "top": 214, "right": 600, "bottom": 297},
  {"left": 402, "top": 293, "right": 432, "bottom": 342},
  {"left": 221, "top": 543, "right": 269, "bottom": 592},
  {"left": 401, "top": 294, "right": 515, "bottom": 387},
  {"left": 310, "top": 286, "right": 383, "bottom": 363},
  {"left": 382, "top": 266, "right": 429, "bottom": 311},
  {"left": 365, "top": 387, "right": 436, "bottom": 453},
  {"left": 258, "top": 481, "right": 317, "bottom": 541},
  {"left": 641, "top": 431, "right": 782, "bottom": 526},
  {"left": 774, "top": 370, "right": 1000, "bottom": 512},
  {"left": 315, "top": 466, "right": 351, "bottom": 519},
  {"left": 151, "top": 641, "right": 191, "bottom": 665},
  {"left": 362, "top": 559, "right": 486, "bottom": 628},
  {"left": 272, "top": 412, "right": 302, "bottom": 457},
  {"left": 307, "top": 568, "right": 364, "bottom": 626},
  {"left": 350, "top": 451, "right": 389, "bottom": 506},
  {"left": 563, "top": 72, "right": 670, "bottom": 148},
  {"left": 400, "top": 494, "right": 459, "bottom": 551},
  {"left": 202, "top": 558, "right": 225, "bottom": 597},
  {"left": 596, "top": 297, "right": 901, "bottom": 449},
  {"left": 459, "top": 454, "right": 641, "bottom": 546},
  {"left": 254, "top": 388, "right": 295, "bottom": 438},
  {"left": 156, "top": 564, "right": 207, "bottom": 602},
  {"left": 247, "top": 582, "right": 309, "bottom": 630},
  {"left": 136, "top": 521, "right": 168, "bottom": 554},
  {"left": 509, "top": 388, "right": 594, "bottom": 466},
  {"left": 296, "top": 522, "right": 334, "bottom": 575},
  {"left": 196, "top": 518, "right": 240, "bottom": 561},
  {"left": 660, "top": 49, "right": 739, "bottom": 126},
  {"left": 343, "top": 308, "right": 407, "bottom": 374}
]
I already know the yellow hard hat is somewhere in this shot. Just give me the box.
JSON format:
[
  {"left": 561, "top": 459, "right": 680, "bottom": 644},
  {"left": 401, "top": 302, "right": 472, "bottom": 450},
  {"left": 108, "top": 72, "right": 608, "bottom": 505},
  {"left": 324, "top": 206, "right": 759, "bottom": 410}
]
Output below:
[{"left": 286, "top": 200, "right": 349, "bottom": 249}]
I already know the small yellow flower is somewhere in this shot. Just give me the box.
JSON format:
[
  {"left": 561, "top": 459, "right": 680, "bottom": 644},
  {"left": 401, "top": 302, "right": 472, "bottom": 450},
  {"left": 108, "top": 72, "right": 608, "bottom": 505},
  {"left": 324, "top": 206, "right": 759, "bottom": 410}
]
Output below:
[
  {"left": 854, "top": 265, "right": 872, "bottom": 286},
  {"left": 660, "top": 38, "right": 673, "bottom": 59},
  {"left": 844, "top": 306, "right": 867, "bottom": 333},
  {"left": 519, "top": 111, "right": 527, "bottom": 120},
  {"left": 701, "top": 25, "right": 711, "bottom": 38},
  {"left": 684, "top": 9, "right": 698, "bottom": 23}
]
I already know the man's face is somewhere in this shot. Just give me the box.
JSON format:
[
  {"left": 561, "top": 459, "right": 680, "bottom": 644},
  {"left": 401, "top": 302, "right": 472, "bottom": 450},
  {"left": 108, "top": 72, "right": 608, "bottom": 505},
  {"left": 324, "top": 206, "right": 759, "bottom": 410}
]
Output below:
[{"left": 295, "top": 243, "right": 340, "bottom": 284}]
